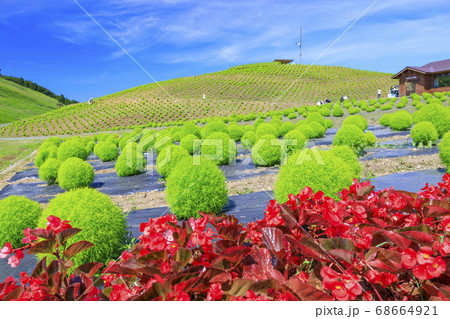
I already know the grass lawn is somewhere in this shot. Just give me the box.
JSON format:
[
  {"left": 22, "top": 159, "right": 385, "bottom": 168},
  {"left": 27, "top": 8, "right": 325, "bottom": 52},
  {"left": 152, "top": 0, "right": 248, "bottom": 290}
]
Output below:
[
  {"left": 0, "top": 77, "right": 59, "bottom": 124},
  {"left": 0, "top": 139, "right": 42, "bottom": 172}
]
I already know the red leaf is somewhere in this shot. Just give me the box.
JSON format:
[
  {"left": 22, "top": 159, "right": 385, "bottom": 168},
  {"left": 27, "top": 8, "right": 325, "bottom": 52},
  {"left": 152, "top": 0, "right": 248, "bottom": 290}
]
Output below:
[
  {"left": 74, "top": 262, "right": 103, "bottom": 278},
  {"left": 63, "top": 241, "right": 94, "bottom": 259},
  {"left": 224, "top": 279, "right": 255, "bottom": 297},
  {"left": 424, "top": 201, "right": 450, "bottom": 218},
  {"left": 27, "top": 240, "right": 57, "bottom": 255},
  {"left": 56, "top": 228, "right": 81, "bottom": 244},
  {"left": 284, "top": 277, "right": 333, "bottom": 301},
  {"left": 2, "top": 286, "right": 24, "bottom": 301},
  {"left": 396, "top": 230, "right": 434, "bottom": 246},
  {"left": 381, "top": 231, "right": 411, "bottom": 250},
  {"left": 214, "top": 245, "right": 251, "bottom": 263},
  {"left": 285, "top": 235, "right": 329, "bottom": 262},
  {"left": 279, "top": 204, "right": 299, "bottom": 229},
  {"left": 30, "top": 228, "right": 55, "bottom": 240}
]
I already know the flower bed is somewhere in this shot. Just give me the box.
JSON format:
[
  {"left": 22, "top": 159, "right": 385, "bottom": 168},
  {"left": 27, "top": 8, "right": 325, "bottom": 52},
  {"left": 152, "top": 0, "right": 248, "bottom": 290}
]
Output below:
[{"left": 0, "top": 174, "right": 449, "bottom": 301}]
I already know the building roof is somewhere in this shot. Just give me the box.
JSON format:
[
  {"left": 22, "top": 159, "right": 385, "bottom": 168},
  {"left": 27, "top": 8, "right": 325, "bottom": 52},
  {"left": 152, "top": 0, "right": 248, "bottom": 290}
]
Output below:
[
  {"left": 273, "top": 59, "right": 293, "bottom": 64},
  {"left": 392, "top": 59, "right": 450, "bottom": 79}
]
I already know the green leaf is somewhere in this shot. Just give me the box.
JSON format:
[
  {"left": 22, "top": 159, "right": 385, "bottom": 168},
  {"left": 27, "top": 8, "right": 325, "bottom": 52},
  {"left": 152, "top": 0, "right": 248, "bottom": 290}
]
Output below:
[{"left": 63, "top": 241, "right": 94, "bottom": 259}]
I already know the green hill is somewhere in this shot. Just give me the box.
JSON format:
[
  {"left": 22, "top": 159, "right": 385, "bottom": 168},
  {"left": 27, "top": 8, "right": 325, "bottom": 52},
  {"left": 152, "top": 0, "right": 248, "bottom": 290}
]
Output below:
[
  {"left": 0, "top": 77, "right": 60, "bottom": 124},
  {"left": 0, "top": 62, "right": 398, "bottom": 136}
]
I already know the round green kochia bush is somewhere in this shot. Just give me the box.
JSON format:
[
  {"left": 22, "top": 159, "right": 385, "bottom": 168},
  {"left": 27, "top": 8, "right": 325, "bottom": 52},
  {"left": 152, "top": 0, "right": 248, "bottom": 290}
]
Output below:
[
  {"left": 284, "top": 130, "right": 307, "bottom": 154},
  {"left": 200, "top": 132, "right": 237, "bottom": 165},
  {"left": 139, "top": 131, "right": 159, "bottom": 152},
  {"left": 35, "top": 144, "right": 58, "bottom": 168},
  {"left": 252, "top": 134, "right": 283, "bottom": 166},
  {"left": 58, "top": 157, "right": 94, "bottom": 191},
  {"left": 86, "top": 141, "right": 95, "bottom": 155},
  {"left": 38, "top": 158, "right": 61, "bottom": 184},
  {"left": 332, "top": 105, "right": 344, "bottom": 117},
  {"left": 333, "top": 124, "right": 366, "bottom": 154},
  {"left": 343, "top": 115, "right": 368, "bottom": 131},
  {"left": 255, "top": 123, "right": 279, "bottom": 138},
  {"left": 115, "top": 151, "right": 146, "bottom": 177},
  {"left": 328, "top": 146, "right": 361, "bottom": 179},
  {"left": 180, "top": 134, "right": 201, "bottom": 155},
  {"left": 166, "top": 156, "right": 228, "bottom": 219},
  {"left": 280, "top": 121, "right": 295, "bottom": 136},
  {"left": 411, "top": 121, "right": 439, "bottom": 146},
  {"left": 306, "top": 112, "right": 325, "bottom": 127},
  {"left": 307, "top": 122, "right": 326, "bottom": 138},
  {"left": 439, "top": 132, "right": 450, "bottom": 170},
  {"left": 154, "top": 134, "right": 174, "bottom": 153},
  {"left": 324, "top": 119, "right": 333, "bottom": 129},
  {"left": 241, "top": 131, "right": 258, "bottom": 149},
  {"left": 413, "top": 104, "right": 450, "bottom": 137},
  {"left": 156, "top": 145, "right": 190, "bottom": 179},
  {"left": 295, "top": 124, "right": 314, "bottom": 139},
  {"left": 0, "top": 196, "right": 42, "bottom": 248},
  {"left": 274, "top": 149, "right": 354, "bottom": 202},
  {"left": 94, "top": 141, "right": 119, "bottom": 162},
  {"left": 46, "top": 137, "right": 62, "bottom": 146},
  {"left": 364, "top": 131, "right": 377, "bottom": 147},
  {"left": 201, "top": 120, "right": 227, "bottom": 138},
  {"left": 227, "top": 124, "right": 244, "bottom": 141},
  {"left": 57, "top": 141, "right": 88, "bottom": 162},
  {"left": 180, "top": 122, "right": 201, "bottom": 139},
  {"left": 379, "top": 114, "right": 392, "bottom": 127},
  {"left": 37, "top": 188, "right": 126, "bottom": 269},
  {"left": 390, "top": 110, "right": 413, "bottom": 131}
]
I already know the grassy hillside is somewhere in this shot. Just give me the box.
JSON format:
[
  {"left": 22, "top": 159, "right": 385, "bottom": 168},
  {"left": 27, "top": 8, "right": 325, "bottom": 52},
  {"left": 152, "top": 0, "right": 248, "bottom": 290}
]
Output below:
[
  {"left": 0, "top": 62, "right": 397, "bottom": 136},
  {"left": 0, "top": 77, "right": 60, "bottom": 124}
]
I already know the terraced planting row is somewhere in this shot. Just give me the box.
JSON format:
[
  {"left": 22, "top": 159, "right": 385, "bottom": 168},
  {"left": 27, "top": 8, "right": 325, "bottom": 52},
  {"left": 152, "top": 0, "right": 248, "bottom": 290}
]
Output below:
[{"left": 0, "top": 63, "right": 397, "bottom": 137}]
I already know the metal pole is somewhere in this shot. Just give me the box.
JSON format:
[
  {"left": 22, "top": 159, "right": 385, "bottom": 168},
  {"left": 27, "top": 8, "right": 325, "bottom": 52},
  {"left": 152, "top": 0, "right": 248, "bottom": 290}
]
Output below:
[{"left": 299, "top": 26, "right": 302, "bottom": 65}]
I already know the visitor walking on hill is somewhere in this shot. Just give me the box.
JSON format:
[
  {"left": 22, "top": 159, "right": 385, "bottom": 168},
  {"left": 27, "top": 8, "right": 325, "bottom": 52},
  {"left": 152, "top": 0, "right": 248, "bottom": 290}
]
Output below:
[{"left": 377, "top": 88, "right": 381, "bottom": 99}]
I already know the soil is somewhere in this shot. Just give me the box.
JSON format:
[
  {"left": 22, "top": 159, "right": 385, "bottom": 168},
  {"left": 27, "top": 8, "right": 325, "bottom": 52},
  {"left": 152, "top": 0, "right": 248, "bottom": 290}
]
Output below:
[
  {"left": 0, "top": 151, "right": 36, "bottom": 193},
  {"left": 360, "top": 153, "right": 442, "bottom": 178}
]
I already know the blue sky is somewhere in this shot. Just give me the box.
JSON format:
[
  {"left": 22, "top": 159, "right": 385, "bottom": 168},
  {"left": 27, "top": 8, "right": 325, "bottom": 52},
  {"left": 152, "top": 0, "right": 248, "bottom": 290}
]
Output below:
[{"left": 1, "top": 0, "right": 449, "bottom": 102}]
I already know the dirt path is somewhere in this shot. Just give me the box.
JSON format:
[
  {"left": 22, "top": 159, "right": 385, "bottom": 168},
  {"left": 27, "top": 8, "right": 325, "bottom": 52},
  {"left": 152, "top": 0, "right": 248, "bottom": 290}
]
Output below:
[{"left": 0, "top": 150, "right": 37, "bottom": 192}]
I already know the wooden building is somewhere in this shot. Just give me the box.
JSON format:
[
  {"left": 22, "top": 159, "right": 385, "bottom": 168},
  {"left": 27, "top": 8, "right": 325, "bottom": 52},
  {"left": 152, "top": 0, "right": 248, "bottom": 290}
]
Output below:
[
  {"left": 273, "top": 59, "right": 293, "bottom": 64},
  {"left": 392, "top": 59, "right": 450, "bottom": 96}
]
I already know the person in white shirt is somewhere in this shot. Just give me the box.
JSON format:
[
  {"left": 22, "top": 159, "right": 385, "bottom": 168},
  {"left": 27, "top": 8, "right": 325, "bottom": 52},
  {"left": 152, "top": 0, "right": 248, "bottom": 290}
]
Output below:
[{"left": 377, "top": 88, "right": 381, "bottom": 99}]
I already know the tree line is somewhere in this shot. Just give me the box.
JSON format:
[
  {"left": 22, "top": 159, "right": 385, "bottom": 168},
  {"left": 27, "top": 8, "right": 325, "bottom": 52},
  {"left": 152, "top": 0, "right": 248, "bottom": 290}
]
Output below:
[{"left": 2, "top": 75, "right": 78, "bottom": 105}]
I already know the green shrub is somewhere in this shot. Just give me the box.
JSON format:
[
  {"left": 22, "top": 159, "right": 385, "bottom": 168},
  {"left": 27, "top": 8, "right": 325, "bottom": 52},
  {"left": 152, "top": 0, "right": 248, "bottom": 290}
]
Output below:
[
  {"left": 439, "top": 132, "right": 450, "bottom": 170},
  {"left": 156, "top": 145, "right": 190, "bottom": 179},
  {"left": 413, "top": 104, "right": 450, "bottom": 137},
  {"left": 201, "top": 120, "right": 227, "bottom": 138},
  {"left": 166, "top": 156, "right": 227, "bottom": 219},
  {"left": 180, "top": 134, "right": 201, "bottom": 155},
  {"left": 284, "top": 129, "right": 307, "bottom": 154},
  {"left": 252, "top": 134, "right": 283, "bottom": 166},
  {"left": 256, "top": 123, "right": 278, "bottom": 137},
  {"left": 319, "top": 108, "right": 331, "bottom": 117},
  {"left": 46, "top": 137, "right": 62, "bottom": 146},
  {"left": 364, "top": 131, "right": 377, "bottom": 147},
  {"left": 154, "top": 134, "right": 174, "bottom": 153},
  {"left": 37, "top": 188, "right": 126, "bottom": 268},
  {"left": 306, "top": 112, "right": 325, "bottom": 127},
  {"left": 324, "top": 119, "right": 333, "bottom": 129},
  {"left": 379, "top": 114, "right": 392, "bottom": 127},
  {"left": 332, "top": 105, "right": 344, "bottom": 117},
  {"left": 227, "top": 124, "right": 244, "bottom": 141},
  {"left": 307, "top": 122, "right": 326, "bottom": 138},
  {"left": 242, "top": 125, "right": 255, "bottom": 133},
  {"left": 328, "top": 146, "right": 361, "bottom": 179},
  {"left": 180, "top": 122, "right": 201, "bottom": 139},
  {"left": 57, "top": 141, "right": 88, "bottom": 162},
  {"left": 254, "top": 118, "right": 265, "bottom": 128},
  {"left": 411, "top": 121, "right": 438, "bottom": 147},
  {"left": 288, "top": 113, "right": 297, "bottom": 120},
  {"left": 295, "top": 124, "right": 314, "bottom": 139},
  {"left": 343, "top": 115, "right": 368, "bottom": 131},
  {"left": 86, "top": 141, "right": 95, "bottom": 154},
  {"left": 115, "top": 151, "right": 146, "bottom": 177},
  {"left": 94, "top": 141, "right": 119, "bottom": 162},
  {"left": 280, "top": 121, "right": 295, "bottom": 136},
  {"left": 0, "top": 196, "right": 42, "bottom": 248},
  {"left": 35, "top": 144, "right": 58, "bottom": 168},
  {"left": 139, "top": 131, "right": 159, "bottom": 151},
  {"left": 38, "top": 158, "right": 61, "bottom": 184},
  {"left": 58, "top": 157, "right": 94, "bottom": 190},
  {"left": 381, "top": 104, "right": 393, "bottom": 111},
  {"left": 390, "top": 110, "right": 412, "bottom": 131},
  {"left": 201, "top": 132, "right": 237, "bottom": 165},
  {"left": 241, "top": 131, "right": 258, "bottom": 149},
  {"left": 333, "top": 125, "right": 366, "bottom": 154},
  {"left": 275, "top": 149, "right": 354, "bottom": 202},
  {"left": 270, "top": 118, "right": 283, "bottom": 127}
]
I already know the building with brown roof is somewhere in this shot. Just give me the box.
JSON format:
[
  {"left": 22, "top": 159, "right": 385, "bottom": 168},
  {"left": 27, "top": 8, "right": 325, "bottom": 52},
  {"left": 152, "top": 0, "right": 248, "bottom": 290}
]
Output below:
[{"left": 392, "top": 59, "right": 450, "bottom": 96}]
